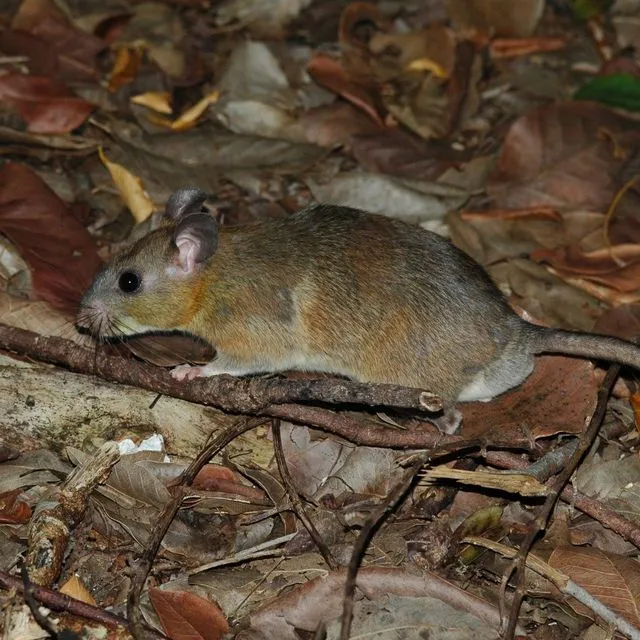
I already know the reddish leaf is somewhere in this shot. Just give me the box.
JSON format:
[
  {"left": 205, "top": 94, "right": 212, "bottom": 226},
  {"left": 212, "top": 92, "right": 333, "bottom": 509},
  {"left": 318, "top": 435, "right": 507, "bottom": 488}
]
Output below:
[
  {"left": 0, "top": 0, "right": 105, "bottom": 84},
  {"left": 549, "top": 547, "right": 640, "bottom": 627},
  {"left": 488, "top": 102, "right": 640, "bottom": 211},
  {"left": 192, "top": 464, "right": 236, "bottom": 489},
  {"left": 0, "top": 163, "right": 101, "bottom": 315},
  {"left": 149, "top": 588, "right": 229, "bottom": 640},
  {"left": 307, "top": 53, "right": 384, "bottom": 127},
  {"left": 460, "top": 355, "right": 599, "bottom": 439},
  {"left": 0, "top": 489, "right": 32, "bottom": 524},
  {"left": 350, "top": 129, "right": 462, "bottom": 179},
  {"left": 0, "top": 73, "right": 95, "bottom": 134},
  {"left": 532, "top": 244, "right": 640, "bottom": 293}
]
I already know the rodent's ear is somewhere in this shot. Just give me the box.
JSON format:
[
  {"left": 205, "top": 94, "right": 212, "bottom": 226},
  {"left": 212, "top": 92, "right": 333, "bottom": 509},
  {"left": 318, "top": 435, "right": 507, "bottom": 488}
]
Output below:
[
  {"left": 174, "top": 213, "right": 218, "bottom": 274},
  {"left": 165, "top": 187, "right": 209, "bottom": 222}
]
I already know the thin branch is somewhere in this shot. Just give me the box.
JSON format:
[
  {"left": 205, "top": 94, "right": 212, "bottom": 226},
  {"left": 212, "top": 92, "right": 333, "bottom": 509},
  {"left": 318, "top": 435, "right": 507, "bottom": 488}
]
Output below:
[
  {"left": 0, "top": 570, "right": 128, "bottom": 630},
  {"left": 466, "top": 536, "right": 640, "bottom": 640},
  {"left": 127, "top": 417, "right": 267, "bottom": 639},
  {"left": 338, "top": 439, "right": 490, "bottom": 640},
  {"left": 502, "top": 364, "right": 621, "bottom": 639},
  {"left": 0, "top": 325, "right": 441, "bottom": 412},
  {"left": 272, "top": 420, "right": 338, "bottom": 569},
  {"left": 0, "top": 324, "right": 537, "bottom": 452}
]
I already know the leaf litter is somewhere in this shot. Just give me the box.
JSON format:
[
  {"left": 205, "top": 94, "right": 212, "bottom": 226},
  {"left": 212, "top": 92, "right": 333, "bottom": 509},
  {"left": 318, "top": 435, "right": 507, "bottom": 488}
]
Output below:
[{"left": 1, "top": 0, "right": 640, "bottom": 639}]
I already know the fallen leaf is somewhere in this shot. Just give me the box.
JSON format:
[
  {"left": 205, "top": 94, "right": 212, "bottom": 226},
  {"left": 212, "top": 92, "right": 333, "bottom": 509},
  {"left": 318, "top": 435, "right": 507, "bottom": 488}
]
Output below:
[
  {"left": 300, "top": 102, "right": 382, "bottom": 148},
  {"left": 169, "top": 90, "right": 220, "bottom": 132},
  {"left": 549, "top": 546, "right": 640, "bottom": 627},
  {"left": 532, "top": 244, "right": 640, "bottom": 293},
  {"left": 111, "top": 2, "right": 187, "bottom": 79},
  {"left": 368, "top": 26, "right": 457, "bottom": 81},
  {"left": 446, "top": 0, "right": 545, "bottom": 37},
  {"left": 149, "top": 588, "right": 230, "bottom": 640},
  {"left": 0, "top": 0, "right": 105, "bottom": 84},
  {"left": 460, "top": 355, "right": 599, "bottom": 439},
  {"left": 98, "top": 148, "right": 155, "bottom": 223},
  {"left": 350, "top": 129, "right": 465, "bottom": 179},
  {"left": 0, "top": 489, "right": 32, "bottom": 524},
  {"left": 130, "top": 91, "right": 173, "bottom": 114},
  {"left": 0, "top": 162, "right": 101, "bottom": 315},
  {"left": 307, "top": 53, "right": 384, "bottom": 127},
  {"left": 0, "top": 73, "right": 95, "bottom": 135},
  {"left": 594, "top": 303, "right": 640, "bottom": 340},
  {"left": 108, "top": 45, "right": 144, "bottom": 92},
  {"left": 488, "top": 102, "right": 640, "bottom": 211},
  {"left": 59, "top": 575, "right": 97, "bottom": 605}
]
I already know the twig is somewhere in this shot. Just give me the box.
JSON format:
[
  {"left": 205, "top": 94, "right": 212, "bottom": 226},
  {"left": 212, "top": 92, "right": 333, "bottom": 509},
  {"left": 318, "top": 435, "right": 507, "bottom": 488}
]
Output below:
[
  {"left": 482, "top": 450, "right": 640, "bottom": 549},
  {"left": 339, "top": 457, "right": 424, "bottom": 640},
  {"left": 127, "top": 417, "right": 267, "bottom": 639},
  {"left": 0, "top": 324, "right": 536, "bottom": 451},
  {"left": 465, "top": 537, "right": 640, "bottom": 640},
  {"left": 0, "top": 325, "right": 441, "bottom": 412},
  {"left": 338, "top": 439, "right": 489, "bottom": 640},
  {"left": 21, "top": 562, "right": 59, "bottom": 638},
  {"left": 272, "top": 420, "right": 338, "bottom": 569},
  {"left": 0, "top": 570, "right": 128, "bottom": 630},
  {"left": 26, "top": 442, "right": 120, "bottom": 587},
  {"left": 502, "top": 364, "right": 621, "bottom": 639}
]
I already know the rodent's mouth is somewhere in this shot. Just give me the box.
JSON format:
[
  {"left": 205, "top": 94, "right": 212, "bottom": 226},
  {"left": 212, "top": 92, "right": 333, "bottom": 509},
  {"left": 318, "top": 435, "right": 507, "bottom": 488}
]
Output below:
[{"left": 75, "top": 305, "right": 123, "bottom": 340}]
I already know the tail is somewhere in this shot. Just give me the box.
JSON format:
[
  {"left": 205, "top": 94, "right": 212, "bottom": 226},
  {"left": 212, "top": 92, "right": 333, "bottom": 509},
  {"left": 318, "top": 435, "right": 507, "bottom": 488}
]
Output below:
[{"left": 526, "top": 325, "right": 640, "bottom": 370}]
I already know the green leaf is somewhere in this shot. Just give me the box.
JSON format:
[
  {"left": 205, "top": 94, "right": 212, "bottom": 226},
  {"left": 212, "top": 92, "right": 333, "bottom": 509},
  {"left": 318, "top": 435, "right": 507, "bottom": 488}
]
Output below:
[
  {"left": 571, "top": 0, "right": 613, "bottom": 21},
  {"left": 574, "top": 73, "right": 640, "bottom": 112}
]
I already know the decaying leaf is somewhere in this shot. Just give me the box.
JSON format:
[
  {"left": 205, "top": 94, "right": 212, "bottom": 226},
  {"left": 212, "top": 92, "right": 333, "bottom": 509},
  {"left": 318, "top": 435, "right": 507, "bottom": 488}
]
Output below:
[
  {"left": 0, "top": 73, "right": 95, "bottom": 135},
  {"left": 98, "top": 147, "right": 155, "bottom": 223},
  {"left": 150, "top": 588, "right": 230, "bottom": 640},
  {"left": 1, "top": 0, "right": 105, "bottom": 84},
  {"left": 0, "top": 162, "right": 101, "bottom": 314},
  {"left": 549, "top": 546, "right": 640, "bottom": 628},
  {"left": 489, "top": 102, "right": 640, "bottom": 212},
  {"left": 130, "top": 91, "right": 173, "bottom": 115},
  {"left": 460, "top": 355, "right": 599, "bottom": 439}
]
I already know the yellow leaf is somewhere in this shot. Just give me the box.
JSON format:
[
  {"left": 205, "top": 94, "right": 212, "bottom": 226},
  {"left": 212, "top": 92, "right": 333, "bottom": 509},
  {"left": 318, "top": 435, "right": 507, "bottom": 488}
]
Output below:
[
  {"left": 170, "top": 90, "right": 220, "bottom": 132},
  {"left": 406, "top": 57, "right": 449, "bottom": 79},
  {"left": 98, "top": 147, "right": 154, "bottom": 223},
  {"left": 130, "top": 91, "right": 173, "bottom": 115},
  {"left": 108, "top": 46, "right": 144, "bottom": 93},
  {"left": 59, "top": 575, "right": 96, "bottom": 606}
]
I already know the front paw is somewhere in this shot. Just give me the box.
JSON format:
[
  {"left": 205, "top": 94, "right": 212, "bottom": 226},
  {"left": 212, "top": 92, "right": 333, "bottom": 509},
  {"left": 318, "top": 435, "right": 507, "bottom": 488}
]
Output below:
[{"left": 171, "top": 364, "right": 208, "bottom": 381}]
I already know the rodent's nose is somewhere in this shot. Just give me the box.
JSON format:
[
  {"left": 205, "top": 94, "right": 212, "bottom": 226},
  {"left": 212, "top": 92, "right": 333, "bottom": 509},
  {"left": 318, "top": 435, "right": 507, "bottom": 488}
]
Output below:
[{"left": 76, "top": 300, "right": 108, "bottom": 336}]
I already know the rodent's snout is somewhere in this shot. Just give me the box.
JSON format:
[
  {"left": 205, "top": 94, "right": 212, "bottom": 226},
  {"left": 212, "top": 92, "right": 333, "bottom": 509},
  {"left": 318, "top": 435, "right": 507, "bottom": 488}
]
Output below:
[{"left": 75, "top": 298, "right": 111, "bottom": 338}]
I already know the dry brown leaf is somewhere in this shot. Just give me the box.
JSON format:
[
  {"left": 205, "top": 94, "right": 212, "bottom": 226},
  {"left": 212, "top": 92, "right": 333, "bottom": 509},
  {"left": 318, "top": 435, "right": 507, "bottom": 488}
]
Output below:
[
  {"left": 0, "top": 73, "right": 95, "bottom": 135},
  {"left": 488, "top": 102, "right": 640, "bottom": 212},
  {"left": 460, "top": 355, "right": 599, "bottom": 439},
  {"left": 149, "top": 588, "right": 230, "bottom": 640},
  {"left": 307, "top": 53, "right": 384, "bottom": 127},
  {"left": 368, "top": 26, "right": 457, "bottom": 82},
  {"left": 98, "top": 148, "right": 155, "bottom": 223},
  {"left": 0, "top": 489, "right": 32, "bottom": 525},
  {"left": 1, "top": 0, "right": 105, "bottom": 84},
  {"left": 59, "top": 575, "right": 97, "bottom": 605},
  {"left": 549, "top": 546, "right": 640, "bottom": 627},
  {"left": 0, "top": 163, "right": 101, "bottom": 315},
  {"left": 532, "top": 244, "right": 640, "bottom": 294},
  {"left": 170, "top": 91, "right": 220, "bottom": 131}
]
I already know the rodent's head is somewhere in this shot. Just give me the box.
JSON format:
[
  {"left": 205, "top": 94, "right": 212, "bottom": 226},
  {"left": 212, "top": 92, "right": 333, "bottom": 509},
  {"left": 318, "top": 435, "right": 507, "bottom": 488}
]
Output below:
[{"left": 77, "top": 187, "right": 218, "bottom": 340}]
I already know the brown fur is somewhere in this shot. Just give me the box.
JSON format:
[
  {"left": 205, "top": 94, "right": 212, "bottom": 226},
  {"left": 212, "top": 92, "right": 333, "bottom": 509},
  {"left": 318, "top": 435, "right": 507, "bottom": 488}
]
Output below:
[{"left": 78, "top": 202, "right": 640, "bottom": 429}]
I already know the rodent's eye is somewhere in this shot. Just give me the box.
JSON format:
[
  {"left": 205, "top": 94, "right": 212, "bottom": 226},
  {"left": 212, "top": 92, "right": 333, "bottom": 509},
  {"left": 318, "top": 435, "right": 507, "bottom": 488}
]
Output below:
[{"left": 118, "top": 271, "right": 141, "bottom": 293}]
